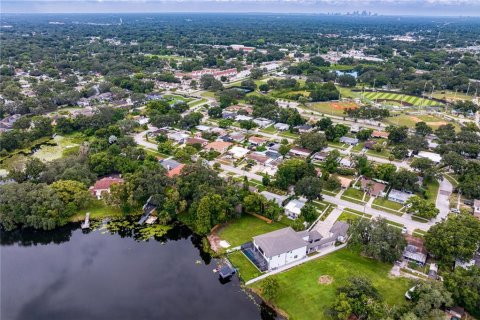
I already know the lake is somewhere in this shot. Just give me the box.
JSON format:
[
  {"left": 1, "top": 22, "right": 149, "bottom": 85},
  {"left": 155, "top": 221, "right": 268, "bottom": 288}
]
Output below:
[{"left": 1, "top": 223, "right": 276, "bottom": 320}]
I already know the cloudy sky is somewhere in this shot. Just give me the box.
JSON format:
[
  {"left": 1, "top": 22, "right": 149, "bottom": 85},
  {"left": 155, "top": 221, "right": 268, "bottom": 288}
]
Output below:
[{"left": 2, "top": 0, "right": 480, "bottom": 15}]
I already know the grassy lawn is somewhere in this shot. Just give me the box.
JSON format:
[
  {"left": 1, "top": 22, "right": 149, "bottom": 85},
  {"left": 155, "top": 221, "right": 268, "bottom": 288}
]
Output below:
[
  {"left": 366, "top": 148, "right": 391, "bottom": 159},
  {"left": 70, "top": 199, "right": 124, "bottom": 222},
  {"left": 228, "top": 251, "right": 262, "bottom": 282},
  {"left": 217, "top": 214, "right": 286, "bottom": 248},
  {"left": 423, "top": 180, "right": 439, "bottom": 204},
  {"left": 352, "top": 142, "right": 365, "bottom": 152},
  {"left": 372, "top": 197, "right": 404, "bottom": 216},
  {"left": 341, "top": 188, "right": 370, "bottom": 204},
  {"left": 260, "top": 125, "right": 277, "bottom": 133},
  {"left": 188, "top": 98, "right": 208, "bottom": 107},
  {"left": 328, "top": 142, "right": 348, "bottom": 150},
  {"left": 413, "top": 229, "right": 426, "bottom": 238},
  {"left": 201, "top": 91, "right": 216, "bottom": 98},
  {"left": 250, "top": 249, "right": 412, "bottom": 320},
  {"left": 278, "top": 131, "right": 299, "bottom": 139}
]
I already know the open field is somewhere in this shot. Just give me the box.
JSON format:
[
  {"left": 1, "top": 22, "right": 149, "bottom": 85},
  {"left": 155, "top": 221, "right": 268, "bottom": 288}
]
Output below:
[
  {"left": 363, "top": 91, "right": 441, "bottom": 107},
  {"left": 308, "top": 101, "right": 359, "bottom": 117},
  {"left": 385, "top": 113, "right": 457, "bottom": 130},
  {"left": 250, "top": 249, "right": 411, "bottom": 320},
  {"left": 431, "top": 90, "right": 474, "bottom": 102}
]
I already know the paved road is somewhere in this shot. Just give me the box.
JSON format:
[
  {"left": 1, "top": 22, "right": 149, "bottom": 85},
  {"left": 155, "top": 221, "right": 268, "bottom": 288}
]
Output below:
[
  {"left": 434, "top": 178, "right": 453, "bottom": 223},
  {"left": 321, "top": 193, "right": 431, "bottom": 232},
  {"left": 133, "top": 127, "right": 158, "bottom": 150}
]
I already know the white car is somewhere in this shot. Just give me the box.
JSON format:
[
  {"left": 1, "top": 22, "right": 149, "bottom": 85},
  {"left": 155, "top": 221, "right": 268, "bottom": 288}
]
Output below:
[{"left": 401, "top": 226, "right": 408, "bottom": 234}]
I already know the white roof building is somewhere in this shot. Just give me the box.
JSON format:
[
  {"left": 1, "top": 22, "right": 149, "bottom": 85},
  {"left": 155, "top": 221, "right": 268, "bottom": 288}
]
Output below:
[
  {"left": 416, "top": 151, "right": 442, "bottom": 164},
  {"left": 284, "top": 199, "right": 307, "bottom": 219},
  {"left": 228, "top": 146, "right": 250, "bottom": 159}
]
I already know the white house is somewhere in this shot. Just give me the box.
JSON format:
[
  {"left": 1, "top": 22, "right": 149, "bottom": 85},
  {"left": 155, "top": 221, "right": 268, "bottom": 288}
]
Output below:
[
  {"left": 274, "top": 123, "right": 289, "bottom": 131},
  {"left": 416, "top": 151, "right": 442, "bottom": 164},
  {"left": 228, "top": 146, "right": 250, "bottom": 159},
  {"left": 284, "top": 198, "right": 306, "bottom": 219},
  {"left": 388, "top": 189, "right": 414, "bottom": 204},
  {"left": 252, "top": 228, "right": 307, "bottom": 270}
]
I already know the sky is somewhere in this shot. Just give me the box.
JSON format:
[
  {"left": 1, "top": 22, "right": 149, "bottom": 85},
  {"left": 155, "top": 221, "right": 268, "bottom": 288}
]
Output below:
[{"left": 2, "top": 0, "right": 480, "bottom": 16}]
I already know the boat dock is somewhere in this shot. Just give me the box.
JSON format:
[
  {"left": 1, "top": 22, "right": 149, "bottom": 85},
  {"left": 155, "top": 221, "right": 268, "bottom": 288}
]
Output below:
[{"left": 81, "top": 212, "right": 90, "bottom": 229}]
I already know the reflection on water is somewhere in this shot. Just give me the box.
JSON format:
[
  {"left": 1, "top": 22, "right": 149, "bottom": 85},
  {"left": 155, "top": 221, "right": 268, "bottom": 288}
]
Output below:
[{"left": 1, "top": 222, "right": 277, "bottom": 320}]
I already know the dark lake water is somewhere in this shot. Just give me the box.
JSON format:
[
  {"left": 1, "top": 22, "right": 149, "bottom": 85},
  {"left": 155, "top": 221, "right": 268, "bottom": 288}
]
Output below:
[{"left": 1, "top": 223, "right": 274, "bottom": 320}]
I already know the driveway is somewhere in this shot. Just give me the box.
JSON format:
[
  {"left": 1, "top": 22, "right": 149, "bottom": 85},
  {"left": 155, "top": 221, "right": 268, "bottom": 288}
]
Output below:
[{"left": 434, "top": 178, "right": 453, "bottom": 223}]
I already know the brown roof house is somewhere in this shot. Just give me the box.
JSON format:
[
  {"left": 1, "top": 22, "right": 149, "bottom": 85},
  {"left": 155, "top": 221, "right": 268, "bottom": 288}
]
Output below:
[
  {"left": 205, "top": 141, "right": 232, "bottom": 154},
  {"left": 90, "top": 176, "right": 124, "bottom": 199},
  {"left": 360, "top": 177, "right": 387, "bottom": 197}
]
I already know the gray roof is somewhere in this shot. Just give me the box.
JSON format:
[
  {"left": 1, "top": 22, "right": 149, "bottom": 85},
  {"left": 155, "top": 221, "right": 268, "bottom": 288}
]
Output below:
[
  {"left": 339, "top": 136, "right": 359, "bottom": 144},
  {"left": 330, "top": 221, "right": 349, "bottom": 237},
  {"left": 160, "top": 159, "right": 182, "bottom": 170},
  {"left": 388, "top": 189, "right": 413, "bottom": 202},
  {"left": 260, "top": 191, "right": 287, "bottom": 207},
  {"left": 253, "top": 227, "right": 307, "bottom": 258}
]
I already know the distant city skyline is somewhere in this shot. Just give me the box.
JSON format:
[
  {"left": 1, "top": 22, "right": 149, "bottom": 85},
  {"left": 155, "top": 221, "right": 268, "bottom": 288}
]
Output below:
[{"left": 2, "top": 0, "right": 480, "bottom": 16}]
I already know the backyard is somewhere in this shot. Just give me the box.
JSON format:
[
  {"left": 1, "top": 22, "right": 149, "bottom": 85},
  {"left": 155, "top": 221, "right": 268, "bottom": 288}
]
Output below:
[
  {"left": 217, "top": 214, "right": 287, "bottom": 248},
  {"left": 250, "top": 248, "right": 412, "bottom": 320}
]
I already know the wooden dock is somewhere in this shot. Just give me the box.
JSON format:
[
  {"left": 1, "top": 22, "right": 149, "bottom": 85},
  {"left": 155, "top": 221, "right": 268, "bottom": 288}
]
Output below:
[{"left": 81, "top": 212, "right": 90, "bottom": 229}]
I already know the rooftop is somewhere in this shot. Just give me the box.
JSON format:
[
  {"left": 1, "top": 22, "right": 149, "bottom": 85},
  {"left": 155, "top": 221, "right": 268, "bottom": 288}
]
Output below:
[{"left": 253, "top": 227, "right": 307, "bottom": 258}]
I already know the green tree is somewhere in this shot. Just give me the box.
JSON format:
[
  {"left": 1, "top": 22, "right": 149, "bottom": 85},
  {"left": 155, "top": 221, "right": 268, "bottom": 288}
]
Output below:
[
  {"left": 323, "top": 149, "right": 340, "bottom": 173},
  {"left": 415, "top": 122, "right": 433, "bottom": 136},
  {"left": 295, "top": 176, "right": 323, "bottom": 201},
  {"left": 356, "top": 128, "right": 373, "bottom": 141},
  {"left": 274, "top": 158, "right": 316, "bottom": 190},
  {"left": 425, "top": 214, "right": 480, "bottom": 264},
  {"left": 348, "top": 218, "right": 407, "bottom": 263},
  {"left": 444, "top": 266, "right": 480, "bottom": 317},
  {"left": 296, "top": 131, "right": 327, "bottom": 152},
  {"left": 300, "top": 203, "right": 319, "bottom": 223},
  {"left": 262, "top": 277, "right": 279, "bottom": 301},
  {"left": 405, "top": 196, "right": 439, "bottom": 220}
]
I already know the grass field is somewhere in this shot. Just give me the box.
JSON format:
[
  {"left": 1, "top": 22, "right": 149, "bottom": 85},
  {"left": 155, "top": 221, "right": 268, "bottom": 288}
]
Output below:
[
  {"left": 250, "top": 249, "right": 412, "bottom": 320},
  {"left": 431, "top": 90, "right": 473, "bottom": 102},
  {"left": 228, "top": 251, "right": 262, "bottom": 281},
  {"left": 423, "top": 180, "right": 440, "bottom": 204},
  {"left": 372, "top": 197, "right": 404, "bottom": 216},
  {"left": 217, "top": 214, "right": 287, "bottom": 248},
  {"left": 385, "top": 113, "right": 455, "bottom": 130},
  {"left": 341, "top": 188, "right": 370, "bottom": 205},
  {"left": 70, "top": 199, "right": 124, "bottom": 222},
  {"left": 308, "top": 101, "right": 359, "bottom": 117},
  {"left": 362, "top": 91, "right": 441, "bottom": 107}
]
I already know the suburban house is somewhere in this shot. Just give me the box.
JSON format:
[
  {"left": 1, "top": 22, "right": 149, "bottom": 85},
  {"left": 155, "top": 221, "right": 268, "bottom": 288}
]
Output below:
[
  {"left": 339, "top": 136, "right": 359, "bottom": 145},
  {"left": 474, "top": 199, "right": 480, "bottom": 219},
  {"left": 253, "top": 118, "right": 273, "bottom": 128},
  {"left": 251, "top": 228, "right": 308, "bottom": 271},
  {"left": 338, "top": 176, "right": 353, "bottom": 189},
  {"left": 160, "top": 159, "right": 183, "bottom": 171},
  {"left": 230, "top": 132, "right": 246, "bottom": 143},
  {"left": 185, "top": 137, "right": 208, "bottom": 147},
  {"left": 274, "top": 123, "right": 289, "bottom": 131},
  {"left": 388, "top": 189, "right": 414, "bottom": 204},
  {"left": 294, "top": 124, "right": 314, "bottom": 133},
  {"left": 403, "top": 235, "right": 427, "bottom": 265},
  {"left": 416, "top": 151, "right": 442, "bottom": 164},
  {"left": 205, "top": 141, "right": 232, "bottom": 154},
  {"left": 235, "top": 114, "right": 253, "bottom": 122},
  {"left": 249, "top": 136, "right": 268, "bottom": 146},
  {"left": 246, "top": 152, "right": 269, "bottom": 165},
  {"left": 371, "top": 130, "right": 389, "bottom": 139},
  {"left": 167, "top": 163, "right": 185, "bottom": 178},
  {"left": 243, "top": 222, "right": 349, "bottom": 271},
  {"left": 360, "top": 177, "right": 387, "bottom": 197},
  {"left": 289, "top": 147, "right": 311, "bottom": 158},
  {"left": 339, "top": 158, "right": 353, "bottom": 168},
  {"left": 312, "top": 151, "right": 329, "bottom": 162},
  {"left": 284, "top": 198, "right": 306, "bottom": 219},
  {"left": 89, "top": 176, "right": 124, "bottom": 199},
  {"left": 260, "top": 191, "right": 288, "bottom": 207},
  {"left": 229, "top": 146, "right": 250, "bottom": 159},
  {"left": 455, "top": 251, "right": 480, "bottom": 269}
]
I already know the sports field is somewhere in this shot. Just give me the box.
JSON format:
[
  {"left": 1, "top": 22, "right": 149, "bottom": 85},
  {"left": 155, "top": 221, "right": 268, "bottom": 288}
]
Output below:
[
  {"left": 309, "top": 101, "right": 358, "bottom": 116},
  {"left": 363, "top": 92, "right": 441, "bottom": 107}
]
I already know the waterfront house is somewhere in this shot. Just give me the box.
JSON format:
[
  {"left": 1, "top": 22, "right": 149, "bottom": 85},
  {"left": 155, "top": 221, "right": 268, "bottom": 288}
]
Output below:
[{"left": 89, "top": 176, "right": 124, "bottom": 199}]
